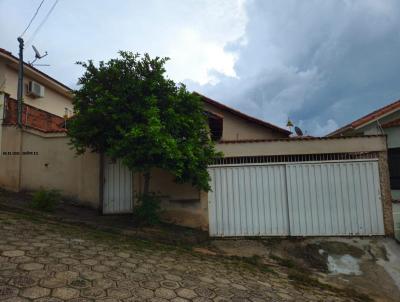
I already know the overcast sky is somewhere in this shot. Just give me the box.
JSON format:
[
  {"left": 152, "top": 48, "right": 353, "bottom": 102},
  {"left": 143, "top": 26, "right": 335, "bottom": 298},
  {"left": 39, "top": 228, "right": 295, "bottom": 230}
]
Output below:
[{"left": 1, "top": 0, "right": 400, "bottom": 135}]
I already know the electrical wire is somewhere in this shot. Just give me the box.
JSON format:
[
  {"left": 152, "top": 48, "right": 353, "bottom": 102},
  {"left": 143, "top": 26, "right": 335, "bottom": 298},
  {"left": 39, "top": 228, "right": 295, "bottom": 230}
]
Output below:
[
  {"left": 26, "top": 0, "right": 59, "bottom": 46},
  {"left": 20, "top": 0, "right": 45, "bottom": 38}
]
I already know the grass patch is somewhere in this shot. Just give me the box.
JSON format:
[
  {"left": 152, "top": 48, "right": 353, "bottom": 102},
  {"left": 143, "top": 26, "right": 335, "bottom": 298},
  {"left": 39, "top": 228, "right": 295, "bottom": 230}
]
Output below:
[
  {"left": 133, "top": 194, "right": 161, "bottom": 226},
  {"left": 2, "top": 210, "right": 174, "bottom": 253},
  {"left": 30, "top": 188, "right": 61, "bottom": 212},
  {"left": 270, "top": 254, "right": 296, "bottom": 268},
  {"left": 222, "top": 255, "right": 276, "bottom": 275}
]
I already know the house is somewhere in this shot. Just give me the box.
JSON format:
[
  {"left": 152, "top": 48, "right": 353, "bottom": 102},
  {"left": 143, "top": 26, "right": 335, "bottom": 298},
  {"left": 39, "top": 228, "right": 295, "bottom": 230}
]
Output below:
[
  {"left": 0, "top": 48, "right": 73, "bottom": 117},
  {"left": 105, "top": 98, "right": 394, "bottom": 237},
  {"left": 328, "top": 99, "right": 400, "bottom": 239},
  {"left": 0, "top": 47, "right": 98, "bottom": 201},
  {"left": 0, "top": 47, "right": 394, "bottom": 238}
]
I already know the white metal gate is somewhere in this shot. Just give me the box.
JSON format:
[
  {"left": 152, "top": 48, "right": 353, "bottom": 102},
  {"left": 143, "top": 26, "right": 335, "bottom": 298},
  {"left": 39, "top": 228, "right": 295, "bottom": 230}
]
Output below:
[
  {"left": 103, "top": 158, "right": 133, "bottom": 214},
  {"left": 208, "top": 165, "right": 289, "bottom": 236},
  {"left": 208, "top": 160, "right": 385, "bottom": 237}
]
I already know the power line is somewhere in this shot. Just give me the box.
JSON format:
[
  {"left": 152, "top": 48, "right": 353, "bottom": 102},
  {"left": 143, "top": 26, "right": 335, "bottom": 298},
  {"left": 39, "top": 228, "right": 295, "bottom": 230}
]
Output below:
[
  {"left": 20, "top": 0, "right": 46, "bottom": 37},
  {"left": 26, "top": 0, "right": 59, "bottom": 46}
]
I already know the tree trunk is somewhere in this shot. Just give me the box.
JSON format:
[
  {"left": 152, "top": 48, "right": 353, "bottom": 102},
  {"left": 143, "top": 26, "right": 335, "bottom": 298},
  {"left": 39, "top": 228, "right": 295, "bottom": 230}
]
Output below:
[{"left": 143, "top": 171, "right": 151, "bottom": 196}]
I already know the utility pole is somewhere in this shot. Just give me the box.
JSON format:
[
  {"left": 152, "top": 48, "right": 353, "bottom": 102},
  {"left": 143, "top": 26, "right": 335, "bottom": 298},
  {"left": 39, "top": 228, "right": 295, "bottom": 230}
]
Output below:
[{"left": 17, "top": 37, "right": 24, "bottom": 127}]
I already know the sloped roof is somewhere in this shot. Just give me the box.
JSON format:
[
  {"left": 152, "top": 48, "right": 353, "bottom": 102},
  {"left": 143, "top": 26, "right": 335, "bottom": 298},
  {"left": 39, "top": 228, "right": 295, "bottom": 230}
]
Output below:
[
  {"left": 382, "top": 118, "right": 400, "bottom": 129},
  {"left": 195, "top": 92, "right": 291, "bottom": 135},
  {"left": 328, "top": 99, "right": 400, "bottom": 136},
  {"left": 0, "top": 47, "right": 72, "bottom": 95}
]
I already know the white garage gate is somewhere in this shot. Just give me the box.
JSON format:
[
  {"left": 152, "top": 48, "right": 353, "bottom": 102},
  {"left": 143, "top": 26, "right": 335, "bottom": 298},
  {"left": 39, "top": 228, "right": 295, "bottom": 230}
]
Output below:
[
  {"left": 103, "top": 158, "right": 133, "bottom": 214},
  {"left": 208, "top": 156, "right": 385, "bottom": 237}
]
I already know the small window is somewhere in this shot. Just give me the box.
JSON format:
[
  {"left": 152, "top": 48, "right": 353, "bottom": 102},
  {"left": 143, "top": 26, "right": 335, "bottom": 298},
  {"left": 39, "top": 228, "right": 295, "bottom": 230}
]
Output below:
[
  {"left": 205, "top": 111, "right": 223, "bottom": 141},
  {"left": 388, "top": 148, "right": 400, "bottom": 189}
]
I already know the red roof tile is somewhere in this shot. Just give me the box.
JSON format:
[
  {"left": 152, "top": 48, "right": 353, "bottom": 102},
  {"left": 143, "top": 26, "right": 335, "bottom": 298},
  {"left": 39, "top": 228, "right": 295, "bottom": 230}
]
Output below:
[
  {"left": 328, "top": 99, "right": 400, "bottom": 136},
  {"left": 381, "top": 118, "right": 400, "bottom": 129}
]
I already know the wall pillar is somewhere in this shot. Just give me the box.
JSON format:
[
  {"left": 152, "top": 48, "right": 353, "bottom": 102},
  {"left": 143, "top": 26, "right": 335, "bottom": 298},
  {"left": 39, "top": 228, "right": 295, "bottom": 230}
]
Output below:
[
  {"left": 199, "top": 190, "right": 209, "bottom": 231},
  {"left": 378, "top": 150, "right": 394, "bottom": 236},
  {"left": 0, "top": 93, "right": 4, "bottom": 151}
]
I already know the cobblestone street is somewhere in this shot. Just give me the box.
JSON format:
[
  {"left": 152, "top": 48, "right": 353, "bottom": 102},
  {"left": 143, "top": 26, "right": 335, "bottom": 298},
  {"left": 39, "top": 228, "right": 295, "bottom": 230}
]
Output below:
[{"left": 0, "top": 211, "right": 361, "bottom": 301}]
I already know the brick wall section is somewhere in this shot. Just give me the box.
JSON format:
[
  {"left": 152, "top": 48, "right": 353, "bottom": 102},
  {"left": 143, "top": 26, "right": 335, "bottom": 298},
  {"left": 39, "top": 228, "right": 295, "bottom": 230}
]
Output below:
[
  {"left": 3, "top": 98, "right": 67, "bottom": 133},
  {"left": 378, "top": 150, "right": 394, "bottom": 236}
]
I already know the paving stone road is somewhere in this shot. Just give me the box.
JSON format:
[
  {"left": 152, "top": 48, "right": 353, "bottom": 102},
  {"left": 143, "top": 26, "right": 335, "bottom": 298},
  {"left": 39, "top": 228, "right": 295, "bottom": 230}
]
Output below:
[{"left": 0, "top": 211, "right": 358, "bottom": 301}]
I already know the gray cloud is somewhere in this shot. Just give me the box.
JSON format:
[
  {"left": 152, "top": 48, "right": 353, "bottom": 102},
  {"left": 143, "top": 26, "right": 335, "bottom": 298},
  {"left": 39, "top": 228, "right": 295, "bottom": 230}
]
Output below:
[
  {"left": 190, "top": 0, "right": 400, "bottom": 135},
  {"left": 2, "top": 0, "right": 400, "bottom": 136}
]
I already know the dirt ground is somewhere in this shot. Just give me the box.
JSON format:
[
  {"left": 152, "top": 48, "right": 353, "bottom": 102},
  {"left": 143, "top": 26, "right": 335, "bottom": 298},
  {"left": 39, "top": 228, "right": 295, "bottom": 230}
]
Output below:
[{"left": 204, "top": 237, "right": 400, "bottom": 302}]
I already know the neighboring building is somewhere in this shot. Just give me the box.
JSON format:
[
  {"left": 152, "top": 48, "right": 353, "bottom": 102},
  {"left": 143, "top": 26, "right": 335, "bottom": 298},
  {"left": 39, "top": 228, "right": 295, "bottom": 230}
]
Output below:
[
  {"left": 328, "top": 99, "right": 400, "bottom": 240},
  {"left": 0, "top": 47, "right": 95, "bottom": 202},
  {"left": 0, "top": 47, "right": 394, "bottom": 238},
  {"left": 0, "top": 48, "right": 73, "bottom": 117},
  {"left": 199, "top": 93, "right": 291, "bottom": 141}
]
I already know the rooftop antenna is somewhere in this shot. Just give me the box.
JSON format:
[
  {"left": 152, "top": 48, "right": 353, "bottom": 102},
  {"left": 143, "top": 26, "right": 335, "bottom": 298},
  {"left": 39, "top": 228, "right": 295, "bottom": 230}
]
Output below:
[
  {"left": 286, "top": 119, "right": 294, "bottom": 132},
  {"left": 294, "top": 126, "right": 304, "bottom": 137},
  {"left": 29, "top": 45, "right": 49, "bottom": 66}
]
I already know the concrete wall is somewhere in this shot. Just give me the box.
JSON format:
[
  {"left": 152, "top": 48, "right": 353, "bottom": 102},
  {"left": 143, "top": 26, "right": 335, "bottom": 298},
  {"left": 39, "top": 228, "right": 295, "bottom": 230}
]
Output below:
[
  {"left": 0, "top": 125, "right": 393, "bottom": 235},
  {"left": 216, "top": 136, "right": 387, "bottom": 157},
  {"left": 4, "top": 66, "right": 73, "bottom": 117},
  {"left": 0, "top": 93, "right": 4, "bottom": 152},
  {"left": 129, "top": 101, "right": 290, "bottom": 230},
  {"left": 0, "top": 126, "right": 21, "bottom": 191},
  {"left": 0, "top": 126, "right": 100, "bottom": 207},
  {"left": 130, "top": 136, "right": 392, "bottom": 233},
  {"left": 203, "top": 102, "right": 288, "bottom": 141},
  {"left": 378, "top": 150, "right": 395, "bottom": 237},
  {"left": 133, "top": 169, "right": 208, "bottom": 230}
]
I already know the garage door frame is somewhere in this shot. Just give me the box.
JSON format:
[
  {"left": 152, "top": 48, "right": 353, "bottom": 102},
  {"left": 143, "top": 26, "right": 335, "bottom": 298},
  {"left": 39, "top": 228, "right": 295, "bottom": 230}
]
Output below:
[{"left": 208, "top": 158, "right": 384, "bottom": 237}]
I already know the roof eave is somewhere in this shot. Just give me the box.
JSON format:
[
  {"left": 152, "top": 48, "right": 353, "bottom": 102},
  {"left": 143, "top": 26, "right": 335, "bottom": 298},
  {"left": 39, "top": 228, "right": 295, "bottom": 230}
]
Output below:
[{"left": 195, "top": 92, "right": 291, "bottom": 135}]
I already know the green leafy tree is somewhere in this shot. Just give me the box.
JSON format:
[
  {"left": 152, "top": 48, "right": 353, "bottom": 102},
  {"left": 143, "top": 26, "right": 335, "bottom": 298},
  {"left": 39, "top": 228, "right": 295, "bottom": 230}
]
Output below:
[{"left": 68, "top": 51, "right": 221, "bottom": 196}]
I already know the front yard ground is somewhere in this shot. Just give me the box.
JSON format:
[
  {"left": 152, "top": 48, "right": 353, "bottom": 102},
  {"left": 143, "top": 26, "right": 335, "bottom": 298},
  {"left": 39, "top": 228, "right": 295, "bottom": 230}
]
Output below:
[
  {"left": 0, "top": 188, "right": 398, "bottom": 301},
  {"left": 0, "top": 210, "right": 376, "bottom": 302}
]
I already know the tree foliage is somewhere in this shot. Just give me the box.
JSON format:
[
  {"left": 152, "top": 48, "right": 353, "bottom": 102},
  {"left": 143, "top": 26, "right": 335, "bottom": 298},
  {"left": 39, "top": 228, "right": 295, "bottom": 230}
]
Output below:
[{"left": 68, "top": 51, "right": 221, "bottom": 191}]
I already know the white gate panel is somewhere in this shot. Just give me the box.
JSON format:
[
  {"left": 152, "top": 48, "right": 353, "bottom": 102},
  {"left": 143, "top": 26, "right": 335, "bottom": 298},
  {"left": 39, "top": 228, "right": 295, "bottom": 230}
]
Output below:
[
  {"left": 103, "top": 158, "right": 133, "bottom": 214},
  {"left": 208, "top": 165, "right": 289, "bottom": 236},
  {"left": 286, "top": 161, "right": 384, "bottom": 236}
]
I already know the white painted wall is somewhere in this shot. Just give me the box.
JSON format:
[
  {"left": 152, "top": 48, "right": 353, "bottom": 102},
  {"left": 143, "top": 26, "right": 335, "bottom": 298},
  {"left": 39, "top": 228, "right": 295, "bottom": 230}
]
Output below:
[
  {"left": 355, "top": 112, "right": 400, "bottom": 201},
  {"left": 393, "top": 203, "right": 400, "bottom": 241},
  {"left": 385, "top": 127, "right": 400, "bottom": 149}
]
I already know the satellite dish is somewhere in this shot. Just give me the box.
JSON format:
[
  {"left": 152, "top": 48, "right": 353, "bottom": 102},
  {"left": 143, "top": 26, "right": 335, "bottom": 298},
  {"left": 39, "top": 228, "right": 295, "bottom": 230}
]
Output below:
[
  {"left": 294, "top": 126, "right": 304, "bottom": 136},
  {"left": 30, "top": 45, "right": 48, "bottom": 65},
  {"left": 32, "top": 45, "right": 42, "bottom": 58},
  {"left": 32, "top": 45, "right": 48, "bottom": 59}
]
